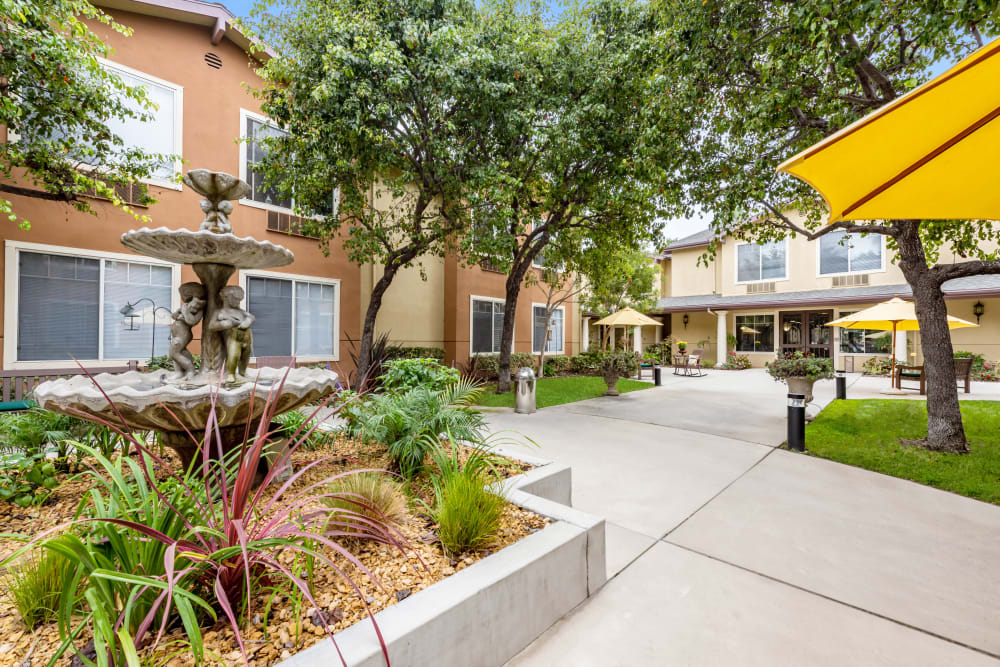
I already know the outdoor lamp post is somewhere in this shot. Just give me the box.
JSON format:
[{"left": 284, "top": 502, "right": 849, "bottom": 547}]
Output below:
[
  {"left": 787, "top": 393, "right": 806, "bottom": 452},
  {"left": 119, "top": 298, "right": 171, "bottom": 361},
  {"left": 974, "top": 301, "right": 985, "bottom": 324}
]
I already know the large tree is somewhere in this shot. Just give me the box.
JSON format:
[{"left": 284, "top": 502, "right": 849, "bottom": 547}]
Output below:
[
  {"left": 659, "top": 0, "right": 1000, "bottom": 452},
  {"left": 462, "top": 0, "right": 675, "bottom": 393},
  {"left": 1, "top": 0, "right": 174, "bottom": 227},
  {"left": 245, "top": 0, "right": 530, "bottom": 384}
]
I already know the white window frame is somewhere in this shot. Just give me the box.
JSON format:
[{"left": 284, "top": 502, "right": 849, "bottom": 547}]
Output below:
[
  {"left": 99, "top": 59, "right": 184, "bottom": 191},
  {"left": 531, "top": 302, "right": 565, "bottom": 355},
  {"left": 469, "top": 295, "right": 514, "bottom": 356},
  {"left": 816, "top": 232, "right": 887, "bottom": 277},
  {"left": 4, "top": 240, "right": 181, "bottom": 369},
  {"left": 238, "top": 269, "right": 341, "bottom": 362},
  {"left": 734, "top": 240, "right": 789, "bottom": 285},
  {"left": 733, "top": 311, "right": 778, "bottom": 354}
]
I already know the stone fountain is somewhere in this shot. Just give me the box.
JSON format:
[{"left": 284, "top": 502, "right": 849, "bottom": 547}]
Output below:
[{"left": 34, "top": 169, "right": 339, "bottom": 468}]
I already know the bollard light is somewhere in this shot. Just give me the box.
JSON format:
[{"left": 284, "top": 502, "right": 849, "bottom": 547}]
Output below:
[
  {"left": 787, "top": 392, "right": 806, "bottom": 452},
  {"left": 835, "top": 369, "right": 847, "bottom": 400},
  {"left": 654, "top": 366, "right": 662, "bottom": 386}
]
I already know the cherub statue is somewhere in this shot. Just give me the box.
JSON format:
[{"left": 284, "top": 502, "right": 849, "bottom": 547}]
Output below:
[
  {"left": 169, "top": 282, "right": 206, "bottom": 382},
  {"left": 198, "top": 198, "right": 234, "bottom": 234},
  {"left": 182, "top": 169, "right": 250, "bottom": 234},
  {"left": 208, "top": 285, "right": 255, "bottom": 384}
]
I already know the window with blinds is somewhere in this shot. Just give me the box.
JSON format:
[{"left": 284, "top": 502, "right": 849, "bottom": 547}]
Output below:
[
  {"left": 471, "top": 298, "right": 504, "bottom": 354},
  {"left": 16, "top": 250, "right": 172, "bottom": 362},
  {"left": 246, "top": 276, "right": 337, "bottom": 358},
  {"left": 532, "top": 306, "right": 564, "bottom": 353}
]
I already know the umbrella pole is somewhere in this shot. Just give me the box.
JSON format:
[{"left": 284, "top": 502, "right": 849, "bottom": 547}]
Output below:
[{"left": 890, "top": 321, "right": 897, "bottom": 389}]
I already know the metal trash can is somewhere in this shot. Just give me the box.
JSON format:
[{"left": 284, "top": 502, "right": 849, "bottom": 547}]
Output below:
[
  {"left": 514, "top": 367, "right": 536, "bottom": 414},
  {"left": 653, "top": 366, "right": 662, "bottom": 386}
]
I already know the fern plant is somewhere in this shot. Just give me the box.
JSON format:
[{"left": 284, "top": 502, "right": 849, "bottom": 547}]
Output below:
[{"left": 345, "top": 378, "right": 487, "bottom": 478}]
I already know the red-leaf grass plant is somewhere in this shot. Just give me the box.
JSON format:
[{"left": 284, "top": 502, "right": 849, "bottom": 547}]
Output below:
[{"left": 2, "top": 369, "right": 414, "bottom": 666}]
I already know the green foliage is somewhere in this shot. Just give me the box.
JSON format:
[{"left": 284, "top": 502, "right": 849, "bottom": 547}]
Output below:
[
  {"left": 434, "top": 472, "right": 506, "bottom": 556},
  {"left": 643, "top": 342, "right": 672, "bottom": 365},
  {"left": 806, "top": 400, "right": 1000, "bottom": 505},
  {"left": 3, "top": 548, "right": 77, "bottom": 628},
  {"left": 380, "top": 358, "right": 460, "bottom": 393},
  {"left": 0, "top": 0, "right": 179, "bottom": 227},
  {"left": 0, "top": 407, "right": 90, "bottom": 457},
  {"left": 145, "top": 354, "right": 201, "bottom": 372},
  {"left": 581, "top": 246, "right": 660, "bottom": 317},
  {"left": 0, "top": 454, "right": 58, "bottom": 506},
  {"left": 273, "top": 410, "right": 330, "bottom": 450},
  {"left": 862, "top": 356, "right": 896, "bottom": 376},
  {"left": 953, "top": 351, "right": 986, "bottom": 375},
  {"left": 475, "top": 376, "right": 652, "bottom": 408},
  {"left": 345, "top": 379, "right": 487, "bottom": 478},
  {"left": 719, "top": 353, "right": 752, "bottom": 370},
  {"left": 598, "top": 350, "right": 640, "bottom": 378},
  {"left": 701, "top": 360, "right": 716, "bottom": 369},
  {"left": 385, "top": 346, "right": 446, "bottom": 362},
  {"left": 471, "top": 353, "right": 535, "bottom": 380},
  {"left": 766, "top": 351, "right": 833, "bottom": 380},
  {"left": 324, "top": 472, "right": 408, "bottom": 531},
  {"left": 543, "top": 355, "right": 570, "bottom": 376},
  {"left": 570, "top": 349, "right": 603, "bottom": 375}
]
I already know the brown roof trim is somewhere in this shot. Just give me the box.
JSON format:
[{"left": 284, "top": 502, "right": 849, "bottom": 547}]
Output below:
[
  {"left": 663, "top": 240, "right": 711, "bottom": 252},
  {"left": 654, "top": 287, "right": 1000, "bottom": 313}
]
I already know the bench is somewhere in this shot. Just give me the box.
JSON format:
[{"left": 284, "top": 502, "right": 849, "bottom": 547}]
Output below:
[
  {"left": 894, "top": 356, "right": 975, "bottom": 395},
  {"left": 0, "top": 362, "right": 138, "bottom": 412}
]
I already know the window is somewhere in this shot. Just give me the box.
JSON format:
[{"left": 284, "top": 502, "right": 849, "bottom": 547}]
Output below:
[
  {"left": 101, "top": 62, "right": 182, "bottom": 183},
  {"left": 533, "top": 305, "right": 564, "bottom": 353},
  {"left": 471, "top": 298, "right": 505, "bottom": 354},
  {"left": 734, "top": 314, "right": 774, "bottom": 352},
  {"left": 838, "top": 311, "right": 891, "bottom": 354},
  {"left": 736, "top": 240, "right": 787, "bottom": 283},
  {"left": 15, "top": 249, "right": 173, "bottom": 362},
  {"left": 245, "top": 275, "right": 339, "bottom": 358},
  {"left": 819, "top": 231, "right": 883, "bottom": 275}
]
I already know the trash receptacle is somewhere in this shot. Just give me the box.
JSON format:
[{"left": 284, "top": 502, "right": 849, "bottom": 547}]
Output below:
[
  {"left": 653, "top": 366, "right": 662, "bottom": 386},
  {"left": 514, "top": 367, "right": 536, "bottom": 414}
]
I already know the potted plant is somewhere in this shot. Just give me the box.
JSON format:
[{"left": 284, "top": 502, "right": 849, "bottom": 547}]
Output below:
[
  {"left": 677, "top": 340, "right": 688, "bottom": 353},
  {"left": 765, "top": 351, "right": 834, "bottom": 402},
  {"left": 598, "top": 350, "right": 640, "bottom": 396}
]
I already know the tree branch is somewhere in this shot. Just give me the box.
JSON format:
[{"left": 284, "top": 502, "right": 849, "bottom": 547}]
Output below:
[{"left": 0, "top": 183, "right": 77, "bottom": 203}]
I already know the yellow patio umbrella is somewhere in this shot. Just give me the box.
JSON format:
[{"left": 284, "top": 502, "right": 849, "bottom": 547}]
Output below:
[
  {"left": 777, "top": 37, "right": 1000, "bottom": 222},
  {"left": 594, "top": 307, "right": 662, "bottom": 350},
  {"left": 827, "top": 297, "right": 977, "bottom": 385}
]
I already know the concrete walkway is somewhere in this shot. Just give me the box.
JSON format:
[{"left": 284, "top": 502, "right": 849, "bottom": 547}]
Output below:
[{"left": 493, "top": 371, "right": 1000, "bottom": 666}]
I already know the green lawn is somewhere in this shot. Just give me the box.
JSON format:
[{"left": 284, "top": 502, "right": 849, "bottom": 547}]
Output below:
[
  {"left": 805, "top": 400, "right": 1000, "bottom": 505},
  {"left": 475, "top": 376, "right": 652, "bottom": 409}
]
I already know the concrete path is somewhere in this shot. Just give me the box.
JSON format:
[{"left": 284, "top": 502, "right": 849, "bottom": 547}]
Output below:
[{"left": 494, "top": 371, "right": 1000, "bottom": 666}]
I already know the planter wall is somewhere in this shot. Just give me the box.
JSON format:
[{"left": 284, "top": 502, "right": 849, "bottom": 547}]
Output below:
[{"left": 282, "top": 454, "right": 604, "bottom": 667}]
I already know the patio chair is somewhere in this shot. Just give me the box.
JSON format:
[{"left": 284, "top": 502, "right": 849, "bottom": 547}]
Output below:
[
  {"left": 672, "top": 350, "right": 705, "bottom": 377},
  {"left": 954, "top": 356, "right": 974, "bottom": 393},
  {"left": 895, "top": 356, "right": 975, "bottom": 395}
]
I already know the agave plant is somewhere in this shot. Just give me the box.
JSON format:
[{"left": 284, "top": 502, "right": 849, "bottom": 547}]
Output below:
[{"left": 4, "top": 371, "right": 412, "bottom": 667}]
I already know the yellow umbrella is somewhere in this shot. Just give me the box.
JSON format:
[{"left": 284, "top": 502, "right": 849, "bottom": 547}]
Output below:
[
  {"left": 777, "top": 37, "right": 1000, "bottom": 223},
  {"left": 594, "top": 307, "right": 662, "bottom": 351},
  {"left": 827, "top": 297, "right": 977, "bottom": 385}
]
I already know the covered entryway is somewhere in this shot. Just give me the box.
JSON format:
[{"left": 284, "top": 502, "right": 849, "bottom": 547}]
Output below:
[{"left": 780, "top": 310, "right": 833, "bottom": 357}]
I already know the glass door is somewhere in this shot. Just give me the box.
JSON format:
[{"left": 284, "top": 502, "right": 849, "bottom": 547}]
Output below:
[
  {"left": 780, "top": 312, "right": 803, "bottom": 357},
  {"left": 807, "top": 311, "right": 833, "bottom": 358},
  {"left": 779, "top": 310, "right": 833, "bottom": 357}
]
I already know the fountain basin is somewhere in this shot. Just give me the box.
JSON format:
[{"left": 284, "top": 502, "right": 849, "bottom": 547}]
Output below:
[
  {"left": 120, "top": 227, "right": 294, "bottom": 268},
  {"left": 35, "top": 367, "right": 339, "bottom": 467}
]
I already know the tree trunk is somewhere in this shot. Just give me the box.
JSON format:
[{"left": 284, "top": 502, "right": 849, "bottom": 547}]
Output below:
[
  {"left": 497, "top": 262, "right": 532, "bottom": 393},
  {"left": 895, "top": 222, "right": 969, "bottom": 453},
  {"left": 356, "top": 267, "right": 396, "bottom": 388}
]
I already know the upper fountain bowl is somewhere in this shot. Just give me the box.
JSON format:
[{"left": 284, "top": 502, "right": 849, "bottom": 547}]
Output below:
[{"left": 121, "top": 227, "right": 294, "bottom": 269}]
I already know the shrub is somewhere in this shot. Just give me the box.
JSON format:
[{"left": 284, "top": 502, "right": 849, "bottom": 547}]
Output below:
[
  {"left": 765, "top": 351, "right": 833, "bottom": 380},
  {"left": 975, "top": 360, "right": 999, "bottom": 382},
  {"left": 862, "top": 356, "right": 895, "bottom": 376},
  {"left": 542, "top": 355, "right": 570, "bottom": 375},
  {"left": 720, "top": 353, "right": 753, "bottom": 370},
  {"left": 570, "top": 349, "right": 603, "bottom": 375},
  {"left": 4, "top": 548, "right": 76, "bottom": 628},
  {"left": 433, "top": 472, "right": 505, "bottom": 556},
  {"left": 598, "top": 350, "right": 640, "bottom": 377},
  {"left": 469, "top": 353, "right": 534, "bottom": 379},
  {"left": 144, "top": 354, "right": 200, "bottom": 372},
  {"left": 0, "top": 407, "right": 90, "bottom": 458},
  {"left": 643, "top": 342, "right": 672, "bottom": 365},
  {"left": 324, "top": 472, "right": 407, "bottom": 531},
  {"left": 0, "top": 454, "right": 58, "bottom": 506},
  {"left": 273, "top": 409, "right": 330, "bottom": 450},
  {"left": 345, "top": 378, "right": 487, "bottom": 478},
  {"left": 701, "top": 360, "right": 716, "bottom": 368},
  {"left": 380, "top": 357, "right": 460, "bottom": 393},
  {"left": 385, "top": 346, "right": 446, "bottom": 361}
]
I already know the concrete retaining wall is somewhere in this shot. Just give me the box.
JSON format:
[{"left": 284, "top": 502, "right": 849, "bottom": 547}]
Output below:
[{"left": 283, "top": 458, "right": 604, "bottom": 667}]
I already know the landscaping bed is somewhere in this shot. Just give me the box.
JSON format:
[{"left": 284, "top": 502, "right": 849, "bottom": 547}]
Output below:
[
  {"left": 475, "top": 376, "right": 652, "bottom": 409},
  {"left": 0, "top": 435, "right": 547, "bottom": 665},
  {"left": 805, "top": 400, "right": 1000, "bottom": 505}
]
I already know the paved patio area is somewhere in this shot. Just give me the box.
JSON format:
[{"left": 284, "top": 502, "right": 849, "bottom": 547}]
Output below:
[{"left": 492, "top": 370, "right": 1000, "bottom": 666}]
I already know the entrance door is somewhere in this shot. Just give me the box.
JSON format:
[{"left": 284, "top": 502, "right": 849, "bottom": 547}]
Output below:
[{"left": 780, "top": 310, "right": 833, "bottom": 358}]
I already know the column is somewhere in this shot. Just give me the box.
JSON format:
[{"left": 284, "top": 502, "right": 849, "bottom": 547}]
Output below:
[
  {"left": 633, "top": 326, "right": 642, "bottom": 353},
  {"left": 895, "top": 328, "right": 908, "bottom": 365},
  {"left": 655, "top": 321, "right": 662, "bottom": 343},
  {"left": 609, "top": 326, "right": 616, "bottom": 350},
  {"left": 582, "top": 317, "right": 590, "bottom": 352},
  {"left": 715, "top": 310, "right": 728, "bottom": 363}
]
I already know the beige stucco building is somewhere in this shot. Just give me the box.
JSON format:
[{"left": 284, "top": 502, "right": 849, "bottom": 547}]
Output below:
[{"left": 647, "top": 217, "right": 1000, "bottom": 369}]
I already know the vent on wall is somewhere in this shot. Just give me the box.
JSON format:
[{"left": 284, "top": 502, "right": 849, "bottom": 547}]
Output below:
[
  {"left": 832, "top": 273, "right": 870, "bottom": 288},
  {"left": 81, "top": 178, "right": 150, "bottom": 208},
  {"left": 204, "top": 52, "right": 222, "bottom": 69},
  {"left": 266, "top": 210, "right": 318, "bottom": 239},
  {"left": 746, "top": 281, "right": 776, "bottom": 294}
]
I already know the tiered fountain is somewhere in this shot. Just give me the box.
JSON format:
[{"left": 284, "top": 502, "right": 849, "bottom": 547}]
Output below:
[{"left": 34, "top": 169, "right": 339, "bottom": 468}]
